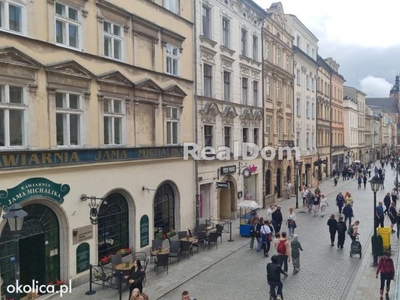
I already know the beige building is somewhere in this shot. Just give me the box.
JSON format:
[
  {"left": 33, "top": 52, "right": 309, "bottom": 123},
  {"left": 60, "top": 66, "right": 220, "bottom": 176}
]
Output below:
[
  {"left": 0, "top": 0, "right": 194, "bottom": 294},
  {"left": 263, "top": 2, "right": 294, "bottom": 202}
]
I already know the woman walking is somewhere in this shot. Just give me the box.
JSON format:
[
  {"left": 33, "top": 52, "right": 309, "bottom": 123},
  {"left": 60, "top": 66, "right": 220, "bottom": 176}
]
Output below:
[
  {"left": 376, "top": 250, "right": 395, "bottom": 300},
  {"left": 320, "top": 195, "right": 328, "bottom": 217},
  {"left": 291, "top": 234, "right": 303, "bottom": 274},
  {"left": 327, "top": 214, "right": 338, "bottom": 246},
  {"left": 286, "top": 208, "right": 297, "bottom": 238}
]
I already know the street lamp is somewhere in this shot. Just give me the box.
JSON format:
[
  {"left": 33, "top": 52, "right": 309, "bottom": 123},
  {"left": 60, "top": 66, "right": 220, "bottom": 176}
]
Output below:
[
  {"left": 4, "top": 203, "right": 28, "bottom": 300},
  {"left": 295, "top": 162, "right": 300, "bottom": 209},
  {"left": 369, "top": 175, "right": 382, "bottom": 266}
]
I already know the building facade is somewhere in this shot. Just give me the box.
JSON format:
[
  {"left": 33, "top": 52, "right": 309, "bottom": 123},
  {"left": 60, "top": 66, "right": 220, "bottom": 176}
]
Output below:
[
  {"left": 0, "top": 0, "right": 194, "bottom": 294},
  {"left": 343, "top": 92, "right": 359, "bottom": 165},
  {"left": 365, "top": 106, "right": 374, "bottom": 162},
  {"left": 285, "top": 14, "right": 318, "bottom": 188},
  {"left": 263, "top": 2, "right": 294, "bottom": 202},
  {"left": 195, "top": 0, "right": 266, "bottom": 220}
]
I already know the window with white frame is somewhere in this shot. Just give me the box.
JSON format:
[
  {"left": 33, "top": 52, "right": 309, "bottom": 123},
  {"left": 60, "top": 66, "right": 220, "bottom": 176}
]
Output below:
[
  {"left": 296, "top": 98, "right": 300, "bottom": 116},
  {"left": 266, "top": 77, "right": 271, "bottom": 97},
  {"left": 242, "top": 127, "right": 248, "bottom": 143},
  {"left": 242, "top": 78, "right": 248, "bottom": 104},
  {"left": 253, "top": 81, "right": 258, "bottom": 106},
  {"left": 203, "top": 64, "right": 212, "bottom": 97},
  {"left": 103, "top": 21, "right": 123, "bottom": 60},
  {"left": 306, "top": 132, "right": 309, "bottom": 148},
  {"left": 56, "top": 92, "right": 82, "bottom": 146},
  {"left": 306, "top": 101, "right": 310, "bottom": 118},
  {"left": 224, "top": 126, "right": 231, "bottom": 148},
  {"left": 287, "top": 120, "right": 291, "bottom": 139},
  {"left": 276, "top": 48, "right": 280, "bottom": 66},
  {"left": 223, "top": 71, "right": 230, "bottom": 101},
  {"left": 0, "top": 0, "right": 24, "bottom": 33},
  {"left": 276, "top": 81, "right": 280, "bottom": 102},
  {"left": 311, "top": 132, "right": 314, "bottom": 147},
  {"left": 296, "top": 35, "right": 300, "bottom": 47},
  {"left": 286, "top": 86, "right": 290, "bottom": 105},
  {"left": 166, "top": 107, "right": 179, "bottom": 145},
  {"left": 202, "top": 5, "right": 211, "bottom": 39},
  {"left": 311, "top": 78, "right": 315, "bottom": 91},
  {"left": 252, "top": 35, "right": 258, "bottom": 60},
  {"left": 266, "top": 117, "right": 271, "bottom": 143},
  {"left": 311, "top": 103, "right": 315, "bottom": 119},
  {"left": 265, "top": 42, "right": 270, "bottom": 60},
  {"left": 222, "top": 17, "right": 230, "bottom": 47},
  {"left": 204, "top": 125, "right": 213, "bottom": 147},
  {"left": 306, "top": 44, "right": 310, "bottom": 55},
  {"left": 296, "top": 69, "right": 300, "bottom": 85},
  {"left": 286, "top": 56, "right": 289, "bottom": 71},
  {"left": 166, "top": 44, "right": 179, "bottom": 76},
  {"left": 241, "top": 29, "right": 247, "bottom": 56},
  {"left": 0, "top": 84, "right": 26, "bottom": 147},
  {"left": 55, "top": 2, "right": 81, "bottom": 48},
  {"left": 103, "top": 98, "right": 124, "bottom": 145},
  {"left": 164, "top": 0, "right": 179, "bottom": 14},
  {"left": 311, "top": 48, "right": 315, "bottom": 59},
  {"left": 253, "top": 128, "right": 259, "bottom": 147}
]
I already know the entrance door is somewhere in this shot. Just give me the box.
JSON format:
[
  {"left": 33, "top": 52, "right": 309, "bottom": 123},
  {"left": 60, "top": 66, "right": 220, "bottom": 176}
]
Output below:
[
  {"left": 220, "top": 185, "right": 231, "bottom": 219},
  {"left": 276, "top": 169, "right": 281, "bottom": 198},
  {"left": 20, "top": 234, "right": 46, "bottom": 287}
]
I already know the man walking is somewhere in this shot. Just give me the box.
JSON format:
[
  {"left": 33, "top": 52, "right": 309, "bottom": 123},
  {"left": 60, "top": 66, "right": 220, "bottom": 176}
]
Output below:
[
  {"left": 337, "top": 216, "right": 347, "bottom": 249},
  {"left": 272, "top": 205, "right": 283, "bottom": 233},
  {"left": 267, "top": 255, "right": 288, "bottom": 300},
  {"left": 376, "top": 201, "right": 385, "bottom": 228}
]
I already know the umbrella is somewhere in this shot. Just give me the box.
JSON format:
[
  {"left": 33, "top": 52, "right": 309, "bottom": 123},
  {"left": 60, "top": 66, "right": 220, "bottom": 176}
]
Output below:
[{"left": 237, "top": 200, "right": 261, "bottom": 210}]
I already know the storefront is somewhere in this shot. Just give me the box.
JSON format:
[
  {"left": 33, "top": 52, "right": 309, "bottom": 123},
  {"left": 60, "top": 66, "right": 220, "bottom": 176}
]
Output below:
[{"left": 0, "top": 146, "right": 194, "bottom": 296}]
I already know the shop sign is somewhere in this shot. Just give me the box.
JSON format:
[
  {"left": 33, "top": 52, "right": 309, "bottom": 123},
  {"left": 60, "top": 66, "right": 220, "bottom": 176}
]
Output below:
[
  {"left": 216, "top": 182, "right": 230, "bottom": 189},
  {"left": 220, "top": 165, "right": 236, "bottom": 175},
  {"left": 248, "top": 165, "right": 258, "bottom": 173},
  {"left": 72, "top": 225, "right": 93, "bottom": 245},
  {"left": 140, "top": 215, "right": 149, "bottom": 248},
  {"left": 0, "top": 177, "right": 71, "bottom": 211},
  {"left": 0, "top": 146, "right": 183, "bottom": 170},
  {"left": 76, "top": 242, "right": 90, "bottom": 274}
]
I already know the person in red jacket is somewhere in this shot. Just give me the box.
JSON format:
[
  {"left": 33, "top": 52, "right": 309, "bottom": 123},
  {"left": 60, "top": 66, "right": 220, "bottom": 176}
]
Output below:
[{"left": 376, "top": 250, "right": 395, "bottom": 300}]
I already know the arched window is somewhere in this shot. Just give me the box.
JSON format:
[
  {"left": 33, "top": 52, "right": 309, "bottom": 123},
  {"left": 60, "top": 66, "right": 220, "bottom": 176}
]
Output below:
[
  {"left": 98, "top": 193, "right": 129, "bottom": 260},
  {"left": 154, "top": 184, "right": 175, "bottom": 236},
  {"left": 265, "top": 170, "right": 271, "bottom": 195},
  {"left": 286, "top": 166, "right": 291, "bottom": 183}
]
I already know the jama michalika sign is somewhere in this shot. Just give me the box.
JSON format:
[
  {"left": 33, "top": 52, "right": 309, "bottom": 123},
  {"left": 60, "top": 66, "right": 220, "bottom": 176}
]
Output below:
[{"left": 0, "top": 146, "right": 184, "bottom": 170}]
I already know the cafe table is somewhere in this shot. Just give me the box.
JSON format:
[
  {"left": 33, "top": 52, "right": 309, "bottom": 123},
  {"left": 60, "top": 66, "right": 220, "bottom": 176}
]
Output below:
[
  {"left": 151, "top": 249, "right": 170, "bottom": 256},
  {"left": 179, "top": 237, "right": 198, "bottom": 243},
  {"left": 114, "top": 262, "right": 134, "bottom": 272}
]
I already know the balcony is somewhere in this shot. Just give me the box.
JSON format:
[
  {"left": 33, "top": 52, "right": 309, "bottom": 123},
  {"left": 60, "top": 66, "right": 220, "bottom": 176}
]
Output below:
[{"left": 278, "top": 140, "right": 295, "bottom": 148}]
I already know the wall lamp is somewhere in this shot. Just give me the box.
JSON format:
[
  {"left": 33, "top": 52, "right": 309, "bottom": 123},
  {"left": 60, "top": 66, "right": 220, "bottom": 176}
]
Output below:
[
  {"left": 80, "top": 194, "right": 106, "bottom": 225},
  {"left": 142, "top": 186, "right": 156, "bottom": 193}
]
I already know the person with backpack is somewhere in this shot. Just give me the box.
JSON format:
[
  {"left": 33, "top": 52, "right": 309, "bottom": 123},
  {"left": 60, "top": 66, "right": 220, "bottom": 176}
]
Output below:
[
  {"left": 357, "top": 176, "right": 362, "bottom": 189},
  {"left": 327, "top": 214, "right": 338, "bottom": 246},
  {"left": 337, "top": 216, "right": 347, "bottom": 249},
  {"left": 376, "top": 250, "right": 395, "bottom": 300},
  {"left": 290, "top": 234, "right": 303, "bottom": 274},
  {"left": 260, "top": 220, "right": 272, "bottom": 257},
  {"left": 343, "top": 203, "right": 354, "bottom": 228},
  {"left": 276, "top": 232, "right": 290, "bottom": 273},
  {"left": 267, "top": 255, "right": 288, "bottom": 300},
  {"left": 249, "top": 215, "right": 259, "bottom": 250}
]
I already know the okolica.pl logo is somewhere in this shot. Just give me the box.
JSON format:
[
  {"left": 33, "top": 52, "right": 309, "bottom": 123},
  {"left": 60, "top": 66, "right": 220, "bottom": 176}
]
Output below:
[
  {"left": 183, "top": 142, "right": 300, "bottom": 161},
  {"left": 7, "top": 280, "right": 72, "bottom": 297}
]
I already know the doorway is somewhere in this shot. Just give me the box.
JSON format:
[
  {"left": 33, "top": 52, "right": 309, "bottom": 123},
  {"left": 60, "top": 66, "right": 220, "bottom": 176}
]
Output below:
[
  {"left": 219, "top": 180, "right": 236, "bottom": 219},
  {"left": 20, "top": 233, "right": 46, "bottom": 286},
  {"left": 276, "top": 168, "right": 281, "bottom": 198}
]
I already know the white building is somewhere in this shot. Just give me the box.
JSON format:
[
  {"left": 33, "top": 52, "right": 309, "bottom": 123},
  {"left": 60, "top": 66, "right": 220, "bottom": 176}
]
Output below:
[
  {"left": 343, "top": 91, "right": 359, "bottom": 164},
  {"left": 195, "top": 0, "right": 267, "bottom": 221},
  {"left": 285, "top": 14, "right": 318, "bottom": 187}
]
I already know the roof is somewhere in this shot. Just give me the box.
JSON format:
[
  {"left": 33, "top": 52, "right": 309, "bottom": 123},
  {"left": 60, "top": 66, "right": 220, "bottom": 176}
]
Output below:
[{"left": 365, "top": 98, "right": 399, "bottom": 114}]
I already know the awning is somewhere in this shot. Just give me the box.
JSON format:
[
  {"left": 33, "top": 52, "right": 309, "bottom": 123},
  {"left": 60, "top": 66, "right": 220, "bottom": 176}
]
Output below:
[{"left": 237, "top": 200, "right": 261, "bottom": 210}]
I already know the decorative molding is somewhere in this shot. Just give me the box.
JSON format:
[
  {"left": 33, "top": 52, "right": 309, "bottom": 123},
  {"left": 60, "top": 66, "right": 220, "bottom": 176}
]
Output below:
[
  {"left": 97, "top": 15, "right": 104, "bottom": 23},
  {"left": 251, "top": 71, "right": 260, "bottom": 80},
  {"left": 239, "top": 54, "right": 252, "bottom": 63},
  {"left": 240, "top": 108, "right": 253, "bottom": 126},
  {"left": 163, "top": 85, "right": 187, "bottom": 97},
  {"left": 220, "top": 45, "right": 235, "bottom": 56},
  {"left": 123, "top": 24, "right": 130, "bottom": 33},
  {"left": 28, "top": 84, "right": 38, "bottom": 94},
  {"left": 135, "top": 78, "right": 162, "bottom": 93},
  {"left": 221, "top": 54, "right": 234, "bottom": 70},
  {"left": 83, "top": 92, "right": 91, "bottom": 101},
  {"left": 0, "top": 47, "right": 42, "bottom": 69},
  {"left": 200, "top": 45, "right": 217, "bottom": 63},
  {"left": 45, "top": 60, "right": 94, "bottom": 78},
  {"left": 241, "top": 67, "right": 250, "bottom": 76},
  {"left": 81, "top": 9, "right": 88, "bottom": 18},
  {"left": 221, "top": 105, "right": 238, "bottom": 125},
  {"left": 46, "top": 87, "right": 57, "bottom": 95},
  {"left": 97, "top": 71, "right": 134, "bottom": 87},
  {"left": 199, "top": 102, "right": 221, "bottom": 124},
  {"left": 199, "top": 35, "right": 218, "bottom": 48},
  {"left": 97, "top": 93, "right": 105, "bottom": 101}
]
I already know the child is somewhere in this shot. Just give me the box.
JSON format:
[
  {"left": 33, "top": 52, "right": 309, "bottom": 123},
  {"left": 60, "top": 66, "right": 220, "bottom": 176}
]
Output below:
[
  {"left": 320, "top": 194, "right": 328, "bottom": 217},
  {"left": 291, "top": 234, "right": 303, "bottom": 274}
]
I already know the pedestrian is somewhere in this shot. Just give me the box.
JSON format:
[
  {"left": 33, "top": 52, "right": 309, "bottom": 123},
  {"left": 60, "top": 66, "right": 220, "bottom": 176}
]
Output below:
[
  {"left": 363, "top": 175, "right": 367, "bottom": 188},
  {"left": 302, "top": 187, "right": 309, "bottom": 207},
  {"left": 376, "top": 250, "right": 395, "bottom": 300},
  {"left": 266, "top": 204, "right": 277, "bottom": 222},
  {"left": 267, "top": 255, "right": 288, "bottom": 300},
  {"left": 357, "top": 176, "right": 362, "bottom": 188},
  {"left": 272, "top": 232, "right": 281, "bottom": 255},
  {"left": 334, "top": 175, "right": 338, "bottom": 186},
  {"left": 337, "top": 216, "right": 347, "bottom": 249},
  {"left": 336, "top": 192, "right": 345, "bottom": 214},
  {"left": 343, "top": 203, "right": 354, "bottom": 228},
  {"left": 140, "top": 293, "right": 149, "bottom": 300},
  {"left": 383, "top": 193, "right": 391, "bottom": 215},
  {"left": 327, "top": 214, "right": 338, "bottom": 246},
  {"left": 182, "top": 290, "right": 196, "bottom": 300},
  {"left": 126, "top": 260, "right": 145, "bottom": 300},
  {"left": 286, "top": 181, "right": 291, "bottom": 199},
  {"left": 130, "top": 288, "right": 140, "bottom": 300},
  {"left": 345, "top": 192, "right": 354, "bottom": 207},
  {"left": 320, "top": 194, "right": 328, "bottom": 217},
  {"left": 375, "top": 202, "right": 385, "bottom": 228},
  {"left": 276, "top": 231, "right": 290, "bottom": 273},
  {"left": 260, "top": 220, "right": 272, "bottom": 257},
  {"left": 286, "top": 208, "right": 297, "bottom": 238},
  {"left": 306, "top": 190, "right": 314, "bottom": 213},
  {"left": 256, "top": 217, "right": 264, "bottom": 252},
  {"left": 349, "top": 220, "right": 359, "bottom": 242},
  {"left": 391, "top": 189, "right": 398, "bottom": 206},
  {"left": 272, "top": 205, "right": 283, "bottom": 233},
  {"left": 249, "top": 215, "right": 259, "bottom": 250},
  {"left": 290, "top": 234, "right": 303, "bottom": 274},
  {"left": 313, "top": 193, "right": 320, "bottom": 216},
  {"left": 396, "top": 209, "right": 400, "bottom": 240},
  {"left": 389, "top": 202, "right": 397, "bottom": 234}
]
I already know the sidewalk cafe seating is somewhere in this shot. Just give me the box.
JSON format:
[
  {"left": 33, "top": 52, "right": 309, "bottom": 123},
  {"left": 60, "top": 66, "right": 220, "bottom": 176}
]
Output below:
[
  {"left": 154, "top": 253, "right": 169, "bottom": 275},
  {"left": 180, "top": 240, "right": 192, "bottom": 259},
  {"left": 178, "top": 231, "right": 188, "bottom": 239},
  {"left": 215, "top": 224, "right": 223, "bottom": 243},
  {"left": 196, "top": 223, "right": 207, "bottom": 233},
  {"left": 208, "top": 232, "right": 218, "bottom": 249},
  {"left": 168, "top": 240, "right": 181, "bottom": 265},
  {"left": 192, "top": 231, "right": 207, "bottom": 252},
  {"left": 150, "top": 239, "right": 163, "bottom": 263}
]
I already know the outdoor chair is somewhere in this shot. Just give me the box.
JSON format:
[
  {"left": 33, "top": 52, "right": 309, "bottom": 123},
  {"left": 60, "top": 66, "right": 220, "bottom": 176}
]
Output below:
[
  {"left": 216, "top": 224, "right": 224, "bottom": 243},
  {"left": 150, "top": 239, "right": 163, "bottom": 263},
  {"left": 192, "top": 231, "right": 206, "bottom": 252},
  {"left": 154, "top": 253, "right": 169, "bottom": 275},
  {"left": 208, "top": 232, "right": 218, "bottom": 249},
  {"left": 168, "top": 240, "right": 181, "bottom": 265},
  {"left": 197, "top": 223, "right": 207, "bottom": 233},
  {"left": 111, "top": 254, "right": 122, "bottom": 267},
  {"left": 178, "top": 231, "right": 188, "bottom": 239},
  {"left": 180, "top": 240, "right": 192, "bottom": 259}
]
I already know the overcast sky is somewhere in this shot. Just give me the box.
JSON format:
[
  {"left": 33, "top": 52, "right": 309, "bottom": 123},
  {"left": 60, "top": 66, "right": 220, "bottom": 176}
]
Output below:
[{"left": 254, "top": 0, "right": 400, "bottom": 97}]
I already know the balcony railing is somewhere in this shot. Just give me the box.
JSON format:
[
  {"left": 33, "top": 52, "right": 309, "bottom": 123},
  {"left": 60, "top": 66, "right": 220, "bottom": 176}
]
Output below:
[{"left": 278, "top": 140, "right": 295, "bottom": 148}]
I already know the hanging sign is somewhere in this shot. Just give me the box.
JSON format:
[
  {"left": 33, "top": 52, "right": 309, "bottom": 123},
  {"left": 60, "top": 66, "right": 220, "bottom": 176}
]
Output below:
[
  {"left": 140, "top": 215, "right": 149, "bottom": 248},
  {"left": 0, "top": 177, "right": 70, "bottom": 211},
  {"left": 216, "top": 182, "right": 230, "bottom": 189}
]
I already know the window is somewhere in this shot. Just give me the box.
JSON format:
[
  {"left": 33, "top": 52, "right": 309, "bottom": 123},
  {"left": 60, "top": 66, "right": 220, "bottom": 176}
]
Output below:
[
  {"left": 204, "top": 125, "right": 213, "bottom": 147},
  {"left": 306, "top": 132, "right": 309, "bottom": 148},
  {"left": 203, "top": 64, "right": 212, "bottom": 97},
  {"left": 166, "top": 107, "right": 179, "bottom": 145},
  {"left": 224, "top": 126, "right": 231, "bottom": 148},
  {"left": 0, "top": 0, "right": 23, "bottom": 33},
  {"left": 287, "top": 120, "right": 291, "bottom": 139},
  {"left": 296, "top": 69, "right": 300, "bottom": 85},
  {"left": 252, "top": 35, "right": 258, "bottom": 60},
  {"left": 286, "top": 56, "right": 289, "bottom": 71},
  {"left": 164, "top": 0, "right": 179, "bottom": 14},
  {"left": 242, "top": 78, "right": 248, "bottom": 104},
  {"left": 286, "top": 86, "right": 290, "bottom": 105},
  {"left": 253, "top": 128, "right": 259, "bottom": 146},
  {"left": 266, "top": 77, "right": 271, "bottom": 97},
  {"left": 306, "top": 101, "right": 310, "bottom": 118},
  {"left": 241, "top": 29, "right": 247, "bottom": 56},
  {"left": 222, "top": 17, "right": 229, "bottom": 47},
  {"left": 276, "top": 81, "right": 280, "bottom": 102},
  {"left": 296, "top": 98, "right": 300, "bottom": 116},
  {"left": 277, "top": 119, "right": 282, "bottom": 140},
  {"left": 311, "top": 48, "right": 315, "bottom": 59},
  {"left": 276, "top": 49, "right": 280, "bottom": 66},
  {"left": 311, "top": 103, "right": 315, "bottom": 119},
  {"left": 166, "top": 44, "right": 179, "bottom": 76},
  {"left": 55, "top": 2, "right": 80, "bottom": 48},
  {"left": 56, "top": 92, "right": 82, "bottom": 146},
  {"left": 266, "top": 117, "right": 271, "bottom": 143},
  {"left": 265, "top": 42, "right": 270, "bottom": 60},
  {"left": 311, "top": 132, "right": 314, "bottom": 147},
  {"left": 104, "top": 99, "right": 124, "bottom": 145},
  {"left": 306, "top": 75, "right": 310, "bottom": 90},
  {"left": 306, "top": 44, "right": 310, "bottom": 55},
  {"left": 253, "top": 81, "right": 258, "bottom": 106},
  {"left": 0, "top": 85, "right": 26, "bottom": 147},
  {"left": 223, "top": 71, "right": 230, "bottom": 101},
  {"left": 296, "top": 132, "right": 300, "bottom": 147},
  {"left": 311, "top": 78, "right": 315, "bottom": 91},
  {"left": 242, "top": 128, "right": 248, "bottom": 143},
  {"left": 296, "top": 35, "right": 300, "bottom": 47},
  {"left": 202, "top": 5, "right": 211, "bottom": 38},
  {"left": 103, "top": 21, "right": 122, "bottom": 60}
]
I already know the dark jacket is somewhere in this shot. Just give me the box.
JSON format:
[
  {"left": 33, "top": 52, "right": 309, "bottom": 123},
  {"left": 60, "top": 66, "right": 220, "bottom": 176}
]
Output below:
[
  {"left": 255, "top": 223, "right": 262, "bottom": 238},
  {"left": 337, "top": 221, "right": 347, "bottom": 235},
  {"left": 327, "top": 218, "right": 338, "bottom": 232},
  {"left": 272, "top": 209, "right": 283, "bottom": 224},
  {"left": 128, "top": 267, "right": 145, "bottom": 290},
  {"left": 384, "top": 196, "right": 391, "bottom": 207},
  {"left": 336, "top": 194, "right": 345, "bottom": 206},
  {"left": 266, "top": 262, "right": 286, "bottom": 281},
  {"left": 343, "top": 205, "right": 353, "bottom": 218}
]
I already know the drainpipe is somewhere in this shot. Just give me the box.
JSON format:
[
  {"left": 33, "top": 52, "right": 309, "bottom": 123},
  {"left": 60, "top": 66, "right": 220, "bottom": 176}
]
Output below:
[
  {"left": 193, "top": 0, "right": 200, "bottom": 229},
  {"left": 261, "top": 20, "right": 265, "bottom": 208}
]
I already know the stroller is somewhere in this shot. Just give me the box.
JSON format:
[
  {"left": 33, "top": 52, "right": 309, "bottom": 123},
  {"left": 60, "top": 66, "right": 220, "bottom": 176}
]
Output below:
[{"left": 350, "top": 237, "right": 362, "bottom": 258}]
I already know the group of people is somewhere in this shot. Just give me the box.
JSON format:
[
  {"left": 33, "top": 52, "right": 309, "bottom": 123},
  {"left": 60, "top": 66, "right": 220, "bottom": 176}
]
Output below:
[{"left": 301, "top": 185, "right": 329, "bottom": 216}]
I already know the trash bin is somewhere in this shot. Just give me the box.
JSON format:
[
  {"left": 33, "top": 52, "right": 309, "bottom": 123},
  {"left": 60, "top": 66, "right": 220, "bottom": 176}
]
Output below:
[
  {"left": 372, "top": 234, "right": 383, "bottom": 256},
  {"left": 377, "top": 227, "right": 391, "bottom": 250}
]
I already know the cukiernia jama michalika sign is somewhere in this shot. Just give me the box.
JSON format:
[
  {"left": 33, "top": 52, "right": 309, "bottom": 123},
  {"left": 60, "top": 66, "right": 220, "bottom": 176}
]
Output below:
[
  {"left": 0, "top": 146, "right": 184, "bottom": 170},
  {"left": 0, "top": 177, "right": 71, "bottom": 211}
]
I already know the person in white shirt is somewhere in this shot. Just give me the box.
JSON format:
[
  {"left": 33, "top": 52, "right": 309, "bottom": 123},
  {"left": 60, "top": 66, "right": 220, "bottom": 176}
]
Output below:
[
  {"left": 266, "top": 204, "right": 277, "bottom": 222},
  {"left": 320, "top": 194, "right": 329, "bottom": 217},
  {"left": 302, "top": 188, "right": 309, "bottom": 207},
  {"left": 286, "top": 182, "right": 292, "bottom": 199},
  {"left": 286, "top": 208, "right": 297, "bottom": 238},
  {"left": 260, "top": 220, "right": 272, "bottom": 257}
]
